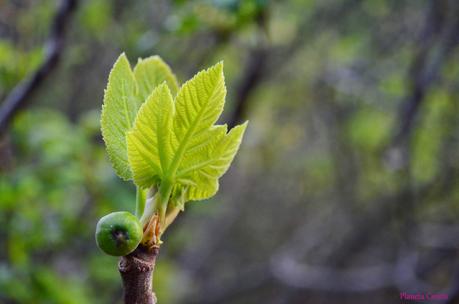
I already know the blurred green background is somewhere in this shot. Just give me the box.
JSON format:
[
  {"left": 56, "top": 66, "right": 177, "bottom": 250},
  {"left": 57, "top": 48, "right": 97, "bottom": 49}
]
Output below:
[{"left": 2, "top": 0, "right": 459, "bottom": 303}]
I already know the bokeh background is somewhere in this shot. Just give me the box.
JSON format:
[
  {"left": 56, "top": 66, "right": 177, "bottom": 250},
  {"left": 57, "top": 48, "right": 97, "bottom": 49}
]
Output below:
[{"left": 2, "top": 0, "right": 459, "bottom": 303}]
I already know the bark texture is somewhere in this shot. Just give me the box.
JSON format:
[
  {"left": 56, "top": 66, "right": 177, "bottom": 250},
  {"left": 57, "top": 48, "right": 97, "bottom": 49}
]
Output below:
[{"left": 119, "top": 245, "right": 159, "bottom": 304}]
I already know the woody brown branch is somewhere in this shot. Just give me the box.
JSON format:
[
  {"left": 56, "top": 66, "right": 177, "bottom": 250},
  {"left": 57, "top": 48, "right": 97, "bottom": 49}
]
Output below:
[{"left": 119, "top": 245, "right": 160, "bottom": 304}]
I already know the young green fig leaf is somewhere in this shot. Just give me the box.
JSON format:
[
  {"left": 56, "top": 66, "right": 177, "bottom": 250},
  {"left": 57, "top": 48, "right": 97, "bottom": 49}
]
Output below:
[
  {"left": 127, "top": 62, "right": 248, "bottom": 201},
  {"left": 134, "top": 56, "right": 179, "bottom": 100},
  {"left": 101, "top": 53, "right": 178, "bottom": 181},
  {"left": 101, "top": 53, "right": 139, "bottom": 180},
  {"left": 181, "top": 121, "right": 248, "bottom": 200},
  {"left": 95, "top": 211, "right": 143, "bottom": 256},
  {"left": 127, "top": 83, "right": 174, "bottom": 187}
]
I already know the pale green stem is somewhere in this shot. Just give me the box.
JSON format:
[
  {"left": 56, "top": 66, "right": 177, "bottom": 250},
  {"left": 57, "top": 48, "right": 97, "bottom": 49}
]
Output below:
[
  {"left": 155, "top": 180, "right": 173, "bottom": 228},
  {"left": 135, "top": 186, "right": 147, "bottom": 218},
  {"left": 139, "top": 181, "right": 173, "bottom": 229}
]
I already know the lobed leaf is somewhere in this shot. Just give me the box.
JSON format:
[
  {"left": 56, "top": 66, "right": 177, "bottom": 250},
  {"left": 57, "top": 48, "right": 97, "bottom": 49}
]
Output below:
[
  {"left": 168, "top": 62, "right": 226, "bottom": 177},
  {"left": 127, "top": 61, "right": 248, "bottom": 201},
  {"left": 126, "top": 84, "right": 174, "bottom": 188},
  {"left": 101, "top": 54, "right": 178, "bottom": 180},
  {"left": 182, "top": 122, "right": 248, "bottom": 201},
  {"left": 101, "top": 53, "right": 139, "bottom": 180}
]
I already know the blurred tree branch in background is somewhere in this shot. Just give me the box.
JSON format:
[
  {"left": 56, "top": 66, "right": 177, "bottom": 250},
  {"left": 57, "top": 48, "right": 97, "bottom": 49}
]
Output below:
[
  {"left": 229, "top": 46, "right": 267, "bottom": 128},
  {"left": 3, "top": 0, "right": 459, "bottom": 303},
  {"left": 392, "top": 0, "right": 459, "bottom": 150},
  {"left": 181, "top": 1, "right": 459, "bottom": 303},
  {"left": 0, "top": 0, "right": 78, "bottom": 135}
]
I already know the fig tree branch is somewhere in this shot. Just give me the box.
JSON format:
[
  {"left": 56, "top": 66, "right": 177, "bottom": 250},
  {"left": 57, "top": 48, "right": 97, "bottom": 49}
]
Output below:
[{"left": 119, "top": 245, "right": 160, "bottom": 304}]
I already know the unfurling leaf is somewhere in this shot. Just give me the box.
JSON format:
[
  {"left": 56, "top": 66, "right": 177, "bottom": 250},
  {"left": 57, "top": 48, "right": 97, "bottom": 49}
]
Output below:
[
  {"left": 127, "top": 62, "right": 247, "bottom": 201},
  {"left": 126, "top": 83, "right": 174, "bottom": 187},
  {"left": 101, "top": 53, "right": 178, "bottom": 180},
  {"left": 101, "top": 53, "right": 139, "bottom": 180},
  {"left": 134, "top": 56, "right": 179, "bottom": 100}
]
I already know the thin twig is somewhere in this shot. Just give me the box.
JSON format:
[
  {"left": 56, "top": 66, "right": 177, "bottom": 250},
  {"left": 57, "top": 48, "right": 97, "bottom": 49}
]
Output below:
[
  {"left": 0, "top": 0, "right": 78, "bottom": 135},
  {"left": 227, "top": 0, "right": 362, "bottom": 128},
  {"left": 228, "top": 47, "right": 267, "bottom": 128},
  {"left": 392, "top": 0, "right": 459, "bottom": 147}
]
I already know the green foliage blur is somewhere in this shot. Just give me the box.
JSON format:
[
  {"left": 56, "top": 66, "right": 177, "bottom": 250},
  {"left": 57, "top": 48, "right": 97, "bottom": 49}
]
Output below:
[{"left": 2, "top": 0, "right": 459, "bottom": 303}]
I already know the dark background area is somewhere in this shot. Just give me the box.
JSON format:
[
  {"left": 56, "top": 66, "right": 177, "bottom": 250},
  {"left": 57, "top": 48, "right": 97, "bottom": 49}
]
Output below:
[{"left": 2, "top": 0, "right": 459, "bottom": 303}]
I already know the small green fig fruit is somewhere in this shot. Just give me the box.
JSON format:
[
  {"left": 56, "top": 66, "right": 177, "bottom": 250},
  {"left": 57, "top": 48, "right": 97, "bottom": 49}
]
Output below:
[{"left": 95, "top": 211, "right": 143, "bottom": 256}]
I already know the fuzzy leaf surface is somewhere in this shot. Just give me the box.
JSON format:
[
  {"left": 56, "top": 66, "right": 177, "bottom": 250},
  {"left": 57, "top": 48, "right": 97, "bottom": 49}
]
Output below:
[
  {"left": 127, "top": 62, "right": 247, "bottom": 201},
  {"left": 127, "top": 83, "right": 174, "bottom": 187},
  {"left": 134, "top": 56, "right": 179, "bottom": 101},
  {"left": 101, "top": 53, "right": 139, "bottom": 180},
  {"left": 101, "top": 54, "right": 178, "bottom": 180}
]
